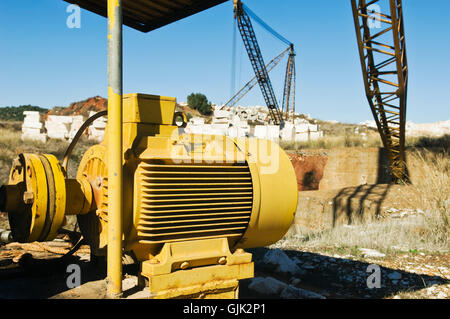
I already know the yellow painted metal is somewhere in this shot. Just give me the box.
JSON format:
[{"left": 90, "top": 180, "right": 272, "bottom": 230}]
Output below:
[
  {"left": 141, "top": 239, "right": 253, "bottom": 299},
  {"left": 141, "top": 238, "right": 252, "bottom": 276},
  {"left": 75, "top": 93, "right": 296, "bottom": 260},
  {"left": 234, "top": 138, "right": 298, "bottom": 248},
  {"left": 65, "top": 178, "right": 94, "bottom": 216},
  {"left": 76, "top": 144, "right": 112, "bottom": 255},
  {"left": 106, "top": 91, "right": 124, "bottom": 296},
  {"left": 2, "top": 153, "right": 82, "bottom": 242},
  {"left": 106, "top": 0, "right": 124, "bottom": 298},
  {"left": 23, "top": 154, "right": 48, "bottom": 242},
  {"left": 1, "top": 90, "right": 298, "bottom": 299},
  {"left": 146, "top": 265, "right": 251, "bottom": 299},
  {"left": 43, "top": 154, "right": 67, "bottom": 240},
  {"left": 123, "top": 93, "right": 176, "bottom": 125}
]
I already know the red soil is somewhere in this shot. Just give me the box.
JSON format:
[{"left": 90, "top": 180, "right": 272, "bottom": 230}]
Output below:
[
  {"left": 47, "top": 96, "right": 107, "bottom": 118},
  {"left": 288, "top": 153, "right": 328, "bottom": 191}
]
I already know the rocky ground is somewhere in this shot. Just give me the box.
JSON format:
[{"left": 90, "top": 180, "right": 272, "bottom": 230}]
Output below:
[
  {"left": 1, "top": 197, "right": 448, "bottom": 300},
  {"left": 240, "top": 245, "right": 449, "bottom": 299},
  {"left": 0, "top": 231, "right": 447, "bottom": 299}
]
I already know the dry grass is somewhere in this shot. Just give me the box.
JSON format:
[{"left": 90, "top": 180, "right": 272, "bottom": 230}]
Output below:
[
  {"left": 406, "top": 134, "right": 450, "bottom": 149},
  {"left": 286, "top": 149, "right": 449, "bottom": 254},
  {"left": 0, "top": 126, "right": 96, "bottom": 185},
  {"left": 279, "top": 133, "right": 383, "bottom": 150},
  {"left": 290, "top": 216, "right": 447, "bottom": 255},
  {"left": 401, "top": 150, "right": 449, "bottom": 247},
  {"left": 281, "top": 133, "right": 450, "bottom": 151}
]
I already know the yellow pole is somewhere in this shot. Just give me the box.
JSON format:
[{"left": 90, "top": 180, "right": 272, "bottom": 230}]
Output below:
[{"left": 107, "top": 0, "right": 123, "bottom": 298}]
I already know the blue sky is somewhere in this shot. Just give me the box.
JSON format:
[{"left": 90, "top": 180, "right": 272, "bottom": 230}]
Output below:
[{"left": 0, "top": 0, "right": 449, "bottom": 124}]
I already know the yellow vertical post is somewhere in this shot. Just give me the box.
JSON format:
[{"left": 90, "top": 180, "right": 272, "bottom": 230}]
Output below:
[{"left": 107, "top": 0, "right": 123, "bottom": 298}]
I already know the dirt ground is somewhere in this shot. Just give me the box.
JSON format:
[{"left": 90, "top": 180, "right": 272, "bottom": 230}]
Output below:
[
  {"left": 1, "top": 186, "right": 448, "bottom": 299},
  {"left": 0, "top": 234, "right": 448, "bottom": 299}
]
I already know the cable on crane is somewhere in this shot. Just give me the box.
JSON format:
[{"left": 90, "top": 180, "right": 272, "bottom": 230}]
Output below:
[
  {"left": 230, "top": 17, "right": 237, "bottom": 98},
  {"left": 230, "top": 0, "right": 297, "bottom": 126},
  {"left": 242, "top": 3, "right": 292, "bottom": 47}
]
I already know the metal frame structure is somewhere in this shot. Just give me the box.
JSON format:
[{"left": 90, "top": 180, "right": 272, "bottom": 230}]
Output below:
[
  {"left": 282, "top": 45, "right": 296, "bottom": 123},
  {"left": 21, "top": 0, "right": 409, "bottom": 298},
  {"left": 233, "top": 0, "right": 284, "bottom": 126},
  {"left": 64, "top": 0, "right": 228, "bottom": 32},
  {"left": 64, "top": 0, "right": 229, "bottom": 298},
  {"left": 351, "top": 0, "right": 408, "bottom": 181},
  {"left": 222, "top": 46, "right": 291, "bottom": 110},
  {"left": 106, "top": 0, "right": 123, "bottom": 298}
]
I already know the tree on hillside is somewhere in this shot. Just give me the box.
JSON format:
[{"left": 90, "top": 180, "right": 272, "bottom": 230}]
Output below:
[
  {"left": 187, "top": 93, "right": 212, "bottom": 116},
  {"left": 0, "top": 105, "right": 48, "bottom": 121}
]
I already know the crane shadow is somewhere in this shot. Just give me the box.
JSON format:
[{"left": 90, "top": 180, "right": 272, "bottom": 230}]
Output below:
[{"left": 331, "top": 148, "right": 393, "bottom": 227}]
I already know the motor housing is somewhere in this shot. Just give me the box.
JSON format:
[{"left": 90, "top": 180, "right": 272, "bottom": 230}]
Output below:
[{"left": 0, "top": 93, "right": 298, "bottom": 298}]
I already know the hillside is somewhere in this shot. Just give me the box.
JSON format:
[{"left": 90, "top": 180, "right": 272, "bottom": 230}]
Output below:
[
  {"left": 0, "top": 105, "right": 48, "bottom": 121},
  {"left": 47, "top": 96, "right": 107, "bottom": 117},
  {"left": 27, "top": 96, "right": 200, "bottom": 120},
  {"left": 1, "top": 97, "right": 448, "bottom": 150}
]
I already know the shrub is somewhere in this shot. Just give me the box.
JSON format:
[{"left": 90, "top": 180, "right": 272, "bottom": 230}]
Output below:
[{"left": 187, "top": 93, "right": 212, "bottom": 116}]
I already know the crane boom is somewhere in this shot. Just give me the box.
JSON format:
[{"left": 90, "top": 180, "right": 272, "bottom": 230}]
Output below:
[
  {"left": 233, "top": 0, "right": 284, "bottom": 126},
  {"left": 223, "top": 46, "right": 291, "bottom": 110},
  {"left": 351, "top": 0, "right": 408, "bottom": 181}
]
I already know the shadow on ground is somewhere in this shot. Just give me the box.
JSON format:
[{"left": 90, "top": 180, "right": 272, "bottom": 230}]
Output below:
[
  {"left": 331, "top": 148, "right": 394, "bottom": 227},
  {"left": 332, "top": 183, "right": 392, "bottom": 227},
  {"left": 0, "top": 254, "right": 138, "bottom": 299},
  {"left": 0, "top": 247, "right": 447, "bottom": 299},
  {"left": 240, "top": 247, "right": 449, "bottom": 299}
]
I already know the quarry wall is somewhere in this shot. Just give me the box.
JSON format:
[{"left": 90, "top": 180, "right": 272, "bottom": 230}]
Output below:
[{"left": 288, "top": 147, "right": 433, "bottom": 231}]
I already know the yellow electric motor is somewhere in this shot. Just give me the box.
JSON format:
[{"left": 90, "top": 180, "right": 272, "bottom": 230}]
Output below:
[{"left": 0, "top": 93, "right": 298, "bottom": 298}]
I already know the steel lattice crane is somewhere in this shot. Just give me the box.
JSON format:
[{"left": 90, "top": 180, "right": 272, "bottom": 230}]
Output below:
[
  {"left": 222, "top": 46, "right": 291, "bottom": 110},
  {"left": 231, "top": 0, "right": 408, "bottom": 181},
  {"left": 233, "top": 0, "right": 285, "bottom": 126},
  {"left": 351, "top": 0, "right": 408, "bottom": 181},
  {"left": 282, "top": 44, "right": 296, "bottom": 123}
]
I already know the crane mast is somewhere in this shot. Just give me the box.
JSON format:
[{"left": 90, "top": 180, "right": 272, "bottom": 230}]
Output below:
[
  {"left": 282, "top": 44, "right": 296, "bottom": 123},
  {"left": 233, "top": 0, "right": 284, "bottom": 126},
  {"left": 351, "top": 0, "right": 408, "bottom": 181}
]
